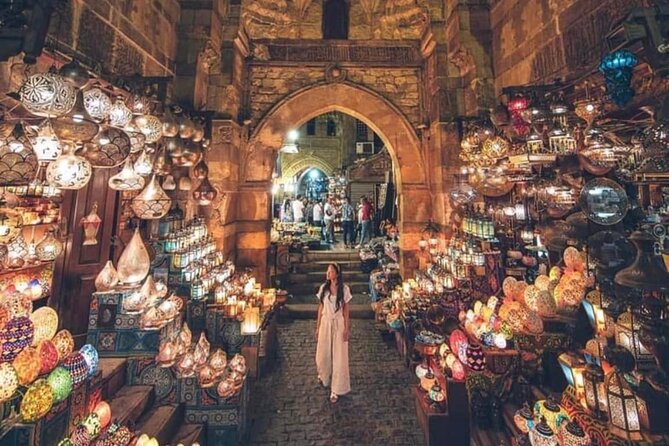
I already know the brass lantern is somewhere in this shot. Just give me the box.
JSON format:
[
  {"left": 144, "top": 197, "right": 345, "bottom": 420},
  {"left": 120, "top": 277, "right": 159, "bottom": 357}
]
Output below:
[
  {"left": 614, "top": 311, "right": 653, "bottom": 365},
  {"left": 0, "top": 124, "right": 39, "bottom": 186},
  {"left": 131, "top": 175, "right": 171, "bottom": 219},
  {"left": 605, "top": 371, "right": 644, "bottom": 441},
  {"left": 583, "top": 363, "right": 606, "bottom": 419},
  {"left": 80, "top": 203, "right": 102, "bottom": 246},
  {"left": 50, "top": 90, "right": 100, "bottom": 142},
  {"left": 192, "top": 177, "right": 217, "bottom": 206}
]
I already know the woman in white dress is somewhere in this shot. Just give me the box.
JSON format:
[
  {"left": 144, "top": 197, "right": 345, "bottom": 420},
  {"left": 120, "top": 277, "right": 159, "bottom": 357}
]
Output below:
[{"left": 315, "top": 263, "right": 352, "bottom": 403}]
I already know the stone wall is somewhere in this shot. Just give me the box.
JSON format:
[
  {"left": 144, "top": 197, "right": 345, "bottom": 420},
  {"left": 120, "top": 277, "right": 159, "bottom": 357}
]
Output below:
[
  {"left": 50, "top": 0, "right": 179, "bottom": 76},
  {"left": 248, "top": 66, "right": 422, "bottom": 128},
  {"left": 491, "top": 0, "right": 649, "bottom": 92}
]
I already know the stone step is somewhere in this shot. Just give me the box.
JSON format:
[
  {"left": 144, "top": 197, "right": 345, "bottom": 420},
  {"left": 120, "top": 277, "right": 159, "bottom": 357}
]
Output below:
[
  {"left": 97, "top": 358, "right": 127, "bottom": 400},
  {"left": 286, "top": 303, "right": 374, "bottom": 319},
  {"left": 287, "top": 281, "right": 369, "bottom": 295},
  {"left": 290, "top": 250, "right": 360, "bottom": 262},
  {"left": 288, "top": 293, "right": 371, "bottom": 305},
  {"left": 109, "top": 385, "right": 155, "bottom": 427},
  {"left": 291, "top": 260, "right": 361, "bottom": 273},
  {"left": 170, "top": 423, "right": 205, "bottom": 446},
  {"left": 136, "top": 404, "right": 183, "bottom": 445},
  {"left": 289, "top": 271, "right": 370, "bottom": 283}
]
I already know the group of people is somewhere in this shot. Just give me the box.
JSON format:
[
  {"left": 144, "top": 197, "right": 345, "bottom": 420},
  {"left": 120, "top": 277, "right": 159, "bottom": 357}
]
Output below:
[{"left": 280, "top": 195, "right": 374, "bottom": 248}]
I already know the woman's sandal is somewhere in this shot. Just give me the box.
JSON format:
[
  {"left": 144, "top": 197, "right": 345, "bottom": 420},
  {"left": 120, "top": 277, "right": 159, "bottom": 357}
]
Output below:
[{"left": 329, "top": 392, "right": 338, "bottom": 404}]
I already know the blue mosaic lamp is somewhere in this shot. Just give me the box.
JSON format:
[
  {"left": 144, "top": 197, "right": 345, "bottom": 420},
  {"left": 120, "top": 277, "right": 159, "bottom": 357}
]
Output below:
[{"left": 598, "top": 50, "right": 638, "bottom": 108}]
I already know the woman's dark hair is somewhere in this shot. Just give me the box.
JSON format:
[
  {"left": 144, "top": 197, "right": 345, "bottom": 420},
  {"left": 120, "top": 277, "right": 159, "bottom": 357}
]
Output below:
[{"left": 318, "top": 262, "right": 345, "bottom": 312}]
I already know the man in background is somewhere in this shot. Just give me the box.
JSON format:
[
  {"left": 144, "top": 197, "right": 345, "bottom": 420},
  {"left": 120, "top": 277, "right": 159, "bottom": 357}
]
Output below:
[
  {"left": 292, "top": 195, "right": 305, "bottom": 223},
  {"left": 323, "top": 197, "right": 336, "bottom": 244},
  {"left": 341, "top": 196, "right": 355, "bottom": 248}
]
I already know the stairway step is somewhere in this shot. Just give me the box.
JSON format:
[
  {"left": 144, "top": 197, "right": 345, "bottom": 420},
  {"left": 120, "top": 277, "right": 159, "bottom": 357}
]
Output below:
[
  {"left": 97, "top": 358, "right": 127, "bottom": 400},
  {"left": 109, "top": 385, "right": 155, "bottom": 427},
  {"left": 290, "top": 271, "right": 370, "bottom": 283},
  {"left": 170, "top": 423, "right": 205, "bottom": 446},
  {"left": 287, "top": 303, "right": 374, "bottom": 319},
  {"left": 288, "top": 281, "right": 369, "bottom": 295},
  {"left": 292, "top": 260, "right": 361, "bottom": 273},
  {"left": 136, "top": 404, "right": 183, "bottom": 445}
]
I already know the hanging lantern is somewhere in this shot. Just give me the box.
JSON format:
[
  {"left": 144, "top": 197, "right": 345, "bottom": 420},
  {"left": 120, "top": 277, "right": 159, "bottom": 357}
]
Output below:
[
  {"left": 241, "top": 306, "right": 260, "bottom": 335},
  {"left": 128, "top": 95, "right": 152, "bottom": 115},
  {"left": 178, "top": 176, "right": 192, "bottom": 191},
  {"left": 126, "top": 129, "right": 146, "bottom": 153},
  {"left": 27, "top": 120, "right": 61, "bottom": 162},
  {"left": 79, "top": 344, "right": 99, "bottom": 377},
  {"left": 0, "top": 206, "right": 23, "bottom": 244},
  {"left": 583, "top": 363, "right": 606, "bottom": 418},
  {"left": 558, "top": 352, "right": 586, "bottom": 392},
  {"left": 615, "top": 230, "right": 669, "bottom": 292},
  {"left": 116, "top": 228, "right": 150, "bottom": 286},
  {"left": 58, "top": 60, "right": 90, "bottom": 89},
  {"left": 80, "top": 203, "right": 102, "bottom": 246},
  {"left": 37, "top": 340, "right": 59, "bottom": 375},
  {"left": 178, "top": 115, "right": 196, "bottom": 139},
  {"left": 52, "top": 329, "right": 75, "bottom": 361},
  {"left": 529, "top": 418, "right": 558, "bottom": 446},
  {"left": 13, "top": 346, "right": 40, "bottom": 386},
  {"left": 36, "top": 229, "right": 63, "bottom": 261},
  {"left": 482, "top": 135, "right": 510, "bottom": 160},
  {"left": 0, "top": 316, "right": 34, "bottom": 362},
  {"left": 134, "top": 115, "right": 163, "bottom": 144},
  {"left": 46, "top": 366, "right": 73, "bottom": 404},
  {"left": 605, "top": 371, "right": 644, "bottom": 440},
  {"left": 108, "top": 157, "right": 145, "bottom": 191},
  {"left": 526, "top": 127, "right": 545, "bottom": 153},
  {"left": 547, "top": 123, "right": 576, "bottom": 154},
  {"left": 582, "top": 290, "right": 610, "bottom": 336},
  {"left": 81, "top": 127, "right": 131, "bottom": 168},
  {"left": 598, "top": 50, "right": 638, "bottom": 108},
  {"left": 29, "top": 306, "right": 58, "bottom": 345},
  {"left": 94, "top": 260, "right": 119, "bottom": 291},
  {"left": 162, "top": 175, "right": 176, "bottom": 191},
  {"left": 614, "top": 311, "right": 652, "bottom": 364},
  {"left": 193, "top": 177, "right": 217, "bottom": 206},
  {"left": 82, "top": 87, "right": 112, "bottom": 122},
  {"left": 19, "top": 72, "right": 77, "bottom": 118},
  {"left": 192, "top": 158, "right": 209, "bottom": 180},
  {"left": 131, "top": 174, "right": 171, "bottom": 219},
  {"left": 0, "top": 124, "right": 39, "bottom": 186},
  {"left": 161, "top": 107, "right": 179, "bottom": 137},
  {"left": 0, "top": 362, "right": 18, "bottom": 403},
  {"left": 62, "top": 351, "right": 88, "bottom": 388},
  {"left": 46, "top": 142, "right": 92, "bottom": 190},
  {"left": 574, "top": 99, "right": 602, "bottom": 125},
  {"left": 558, "top": 420, "right": 590, "bottom": 446},
  {"left": 133, "top": 148, "right": 153, "bottom": 176},
  {"left": 108, "top": 98, "right": 133, "bottom": 128},
  {"left": 51, "top": 90, "right": 100, "bottom": 142},
  {"left": 20, "top": 378, "right": 54, "bottom": 422}
]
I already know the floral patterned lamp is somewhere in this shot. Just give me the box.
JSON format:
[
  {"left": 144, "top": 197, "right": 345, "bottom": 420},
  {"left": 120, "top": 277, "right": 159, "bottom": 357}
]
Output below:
[
  {"left": 29, "top": 306, "right": 58, "bottom": 345},
  {"left": 46, "top": 142, "right": 92, "bottom": 190},
  {"left": 36, "top": 228, "right": 63, "bottom": 261},
  {"left": 47, "top": 366, "right": 73, "bottom": 403},
  {"left": 19, "top": 72, "right": 76, "bottom": 118},
  {"left": 0, "top": 363, "right": 19, "bottom": 403}
]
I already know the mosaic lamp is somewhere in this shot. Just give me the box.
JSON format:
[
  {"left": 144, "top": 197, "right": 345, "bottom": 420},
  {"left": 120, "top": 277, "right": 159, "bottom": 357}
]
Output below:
[
  {"left": 29, "top": 306, "right": 58, "bottom": 346},
  {"left": 47, "top": 366, "right": 73, "bottom": 403},
  {"left": 81, "top": 412, "right": 102, "bottom": 439},
  {"left": 131, "top": 174, "right": 172, "bottom": 219},
  {"left": 0, "top": 315, "right": 34, "bottom": 362},
  {"left": 0, "top": 362, "right": 19, "bottom": 403},
  {"left": 533, "top": 397, "right": 569, "bottom": 432},
  {"left": 20, "top": 378, "right": 54, "bottom": 422},
  {"left": 70, "top": 425, "right": 90, "bottom": 446},
  {"left": 598, "top": 50, "right": 638, "bottom": 108},
  {"left": 36, "top": 228, "right": 63, "bottom": 261},
  {"left": 465, "top": 343, "right": 486, "bottom": 372},
  {"left": 52, "top": 329, "right": 75, "bottom": 361},
  {"left": 420, "top": 370, "right": 436, "bottom": 392},
  {"left": 108, "top": 157, "right": 145, "bottom": 191},
  {"left": 92, "top": 400, "right": 112, "bottom": 429},
  {"left": 79, "top": 344, "right": 99, "bottom": 378},
  {"left": 0, "top": 124, "right": 39, "bottom": 186},
  {"left": 46, "top": 142, "right": 93, "bottom": 190},
  {"left": 513, "top": 402, "right": 535, "bottom": 434},
  {"left": 62, "top": 351, "right": 89, "bottom": 388},
  {"left": 558, "top": 420, "right": 590, "bottom": 446},
  {"left": 12, "top": 346, "right": 39, "bottom": 386},
  {"left": 37, "top": 340, "right": 59, "bottom": 375},
  {"left": 528, "top": 417, "right": 558, "bottom": 446},
  {"left": 605, "top": 371, "right": 644, "bottom": 441},
  {"left": 19, "top": 72, "right": 76, "bottom": 118},
  {"left": 116, "top": 228, "right": 150, "bottom": 285}
]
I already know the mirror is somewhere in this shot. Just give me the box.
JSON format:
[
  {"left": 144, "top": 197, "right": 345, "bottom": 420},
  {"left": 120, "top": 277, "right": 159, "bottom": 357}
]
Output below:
[{"left": 579, "top": 178, "right": 629, "bottom": 225}]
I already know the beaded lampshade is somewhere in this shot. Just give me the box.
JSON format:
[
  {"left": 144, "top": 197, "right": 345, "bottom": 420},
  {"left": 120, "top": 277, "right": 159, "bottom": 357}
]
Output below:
[
  {"left": 37, "top": 340, "right": 59, "bottom": 375},
  {"left": 19, "top": 72, "right": 76, "bottom": 118},
  {"left": 0, "top": 362, "right": 19, "bottom": 403},
  {"left": 79, "top": 344, "right": 99, "bottom": 378},
  {"left": 29, "top": 306, "right": 59, "bottom": 346},
  {"left": 52, "top": 329, "right": 75, "bottom": 361},
  {"left": 20, "top": 378, "right": 54, "bottom": 422},
  {"left": 0, "top": 125, "right": 39, "bottom": 186},
  {"left": 47, "top": 366, "right": 73, "bottom": 403},
  {"left": 131, "top": 175, "right": 171, "bottom": 219},
  {"left": 0, "top": 316, "right": 34, "bottom": 362},
  {"left": 528, "top": 418, "right": 558, "bottom": 446},
  {"left": 13, "top": 346, "right": 40, "bottom": 386},
  {"left": 81, "top": 413, "right": 102, "bottom": 438},
  {"left": 62, "top": 351, "right": 88, "bottom": 388},
  {"left": 81, "top": 127, "right": 131, "bottom": 168}
]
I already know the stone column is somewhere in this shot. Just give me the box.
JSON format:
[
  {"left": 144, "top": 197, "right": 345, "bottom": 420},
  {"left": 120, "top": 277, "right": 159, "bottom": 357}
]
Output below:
[
  {"left": 235, "top": 181, "right": 272, "bottom": 286},
  {"left": 396, "top": 184, "right": 432, "bottom": 279}
]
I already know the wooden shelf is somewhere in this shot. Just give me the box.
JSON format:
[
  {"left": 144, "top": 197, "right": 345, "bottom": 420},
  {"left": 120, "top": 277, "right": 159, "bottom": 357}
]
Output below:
[{"left": 0, "top": 261, "right": 53, "bottom": 276}]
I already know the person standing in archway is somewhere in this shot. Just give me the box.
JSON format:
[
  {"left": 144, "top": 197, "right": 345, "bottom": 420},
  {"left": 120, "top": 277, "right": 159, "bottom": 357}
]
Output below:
[
  {"left": 341, "top": 196, "right": 355, "bottom": 248},
  {"left": 323, "top": 198, "right": 336, "bottom": 244},
  {"left": 356, "top": 196, "right": 373, "bottom": 247},
  {"left": 315, "top": 263, "right": 352, "bottom": 403}
]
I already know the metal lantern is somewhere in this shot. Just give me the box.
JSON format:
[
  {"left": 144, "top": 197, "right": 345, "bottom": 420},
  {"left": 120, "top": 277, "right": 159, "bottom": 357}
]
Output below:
[
  {"left": 605, "top": 371, "right": 644, "bottom": 440},
  {"left": 46, "top": 143, "right": 92, "bottom": 190},
  {"left": 126, "top": 129, "right": 146, "bottom": 153},
  {"left": 116, "top": 228, "right": 150, "bottom": 285},
  {"left": 20, "top": 378, "right": 53, "bottom": 422},
  {"left": 193, "top": 177, "right": 217, "bottom": 206},
  {"left": 80, "top": 203, "right": 102, "bottom": 246},
  {"left": 19, "top": 72, "right": 76, "bottom": 118},
  {"left": 51, "top": 91, "right": 100, "bottom": 143},
  {"left": 558, "top": 352, "right": 586, "bottom": 393},
  {"left": 27, "top": 120, "right": 61, "bottom": 162},
  {"left": 131, "top": 174, "right": 171, "bottom": 219},
  {"left": 583, "top": 363, "right": 606, "bottom": 418},
  {"left": 0, "top": 206, "right": 23, "bottom": 244},
  {"left": 29, "top": 306, "right": 58, "bottom": 345},
  {"left": 81, "top": 127, "right": 131, "bottom": 168},
  {"left": 547, "top": 123, "right": 576, "bottom": 154},
  {"left": 108, "top": 98, "right": 133, "bottom": 128},
  {"left": 615, "top": 230, "right": 669, "bottom": 293},
  {"left": 94, "top": 260, "right": 119, "bottom": 291},
  {"left": 0, "top": 362, "right": 19, "bottom": 403},
  {"left": 108, "top": 157, "right": 145, "bottom": 191},
  {"left": 0, "top": 124, "right": 39, "bottom": 186},
  {"left": 134, "top": 114, "right": 163, "bottom": 143},
  {"left": 82, "top": 87, "right": 112, "bottom": 122},
  {"left": 36, "top": 228, "right": 63, "bottom": 261},
  {"left": 133, "top": 148, "right": 153, "bottom": 176},
  {"left": 614, "top": 311, "right": 653, "bottom": 364}
]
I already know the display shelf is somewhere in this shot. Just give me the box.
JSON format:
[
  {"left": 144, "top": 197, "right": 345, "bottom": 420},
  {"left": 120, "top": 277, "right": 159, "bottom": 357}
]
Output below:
[{"left": 0, "top": 261, "right": 53, "bottom": 276}]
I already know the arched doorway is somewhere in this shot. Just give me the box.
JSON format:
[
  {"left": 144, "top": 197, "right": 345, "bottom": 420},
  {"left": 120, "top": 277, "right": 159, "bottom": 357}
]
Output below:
[
  {"left": 297, "top": 168, "right": 328, "bottom": 200},
  {"left": 239, "top": 82, "right": 430, "bottom": 279}
]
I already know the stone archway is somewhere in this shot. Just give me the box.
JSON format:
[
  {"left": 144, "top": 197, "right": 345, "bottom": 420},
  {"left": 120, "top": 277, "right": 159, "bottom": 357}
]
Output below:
[
  {"left": 280, "top": 155, "right": 336, "bottom": 182},
  {"left": 237, "top": 81, "right": 431, "bottom": 280}
]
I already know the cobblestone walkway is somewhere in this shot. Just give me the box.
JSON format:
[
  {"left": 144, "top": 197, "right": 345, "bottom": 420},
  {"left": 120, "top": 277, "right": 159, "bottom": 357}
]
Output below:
[{"left": 247, "top": 319, "right": 425, "bottom": 446}]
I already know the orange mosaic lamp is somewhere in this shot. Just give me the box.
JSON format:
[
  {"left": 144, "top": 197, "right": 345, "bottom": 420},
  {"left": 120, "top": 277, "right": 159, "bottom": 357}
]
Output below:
[
  {"left": 29, "top": 306, "right": 59, "bottom": 346},
  {"left": 37, "top": 340, "right": 59, "bottom": 375},
  {"left": 52, "top": 329, "right": 75, "bottom": 361},
  {"left": 13, "top": 346, "right": 40, "bottom": 386}
]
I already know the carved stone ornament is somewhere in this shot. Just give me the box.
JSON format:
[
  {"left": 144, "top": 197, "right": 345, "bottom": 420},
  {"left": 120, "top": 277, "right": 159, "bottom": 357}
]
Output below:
[
  {"left": 198, "top": 40, "right": 220, "bottom": 73},
  {"left": 449, "top": 46, "right": 476, "bottom": 76},
  {"left": 252, "top": 44, "right": 270, "bottom": 61},
  {"left": 325, "top": 65, "right": 347, "bottom": 83}
]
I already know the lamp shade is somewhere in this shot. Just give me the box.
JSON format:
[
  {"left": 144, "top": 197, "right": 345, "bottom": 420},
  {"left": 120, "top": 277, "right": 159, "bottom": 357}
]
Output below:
[
  {"left": 81, "top": 413, "right": 102, "bottom": 438},
  {"left": 0, "top": 207, "right": 23, "bottom": 244},
  {"left": 19, "top": 73, "right": 76, "bottom": 118},
  {"left": 20, "top": 378, "right": 54, "bottom": 422},
  {"left": 30, "top": 307, "right": 58, "bottom": 346},
  {"left": 513, "top": 403, "right": 535, "bottom": 434},
  {"left": 108, "top": 99, "right": 132, "bottom": 128},
  {"left": 52, "top": 329, "right": 75, "bottom": 361},
  {"left": 94, "top": 261, "right": 119, "bottom": 291},
  {"left": 36, "top": 229, "right": 63, "bottom": 261},
  {"left": 116, "top": 228, "right": 150, "bottom": 285},
  {"left": 62, "top": 351, "right": 88, "bottom": 388},
  {"left": 133, "top": 148, "right": 153, "bottom": 176},
  {"left": 82, "top": 87, "right": 112, "bottom": 122},
  {"left": 134, "top": 114, "right": 163, "bottom": 143},
  {"left": 605, "top": 371, "right": 643, "bottom": 440},
  {"left": 558, "top": 420, "right": 590, "bottom": 446},
  {"left": 81, "top": 127, "right": 131, "bottom": 168},
  {"left": 13, "top": 346, "right": 40, "bottom": 386},
  {"left": 51, "top": 91, "right": 100, "bottom": 143},
  {"left": 80, "top": 203, "right": 102, "bottom": 246},
  {"left": 465, "top": 343, "right": 486, "bottom": 372},
  {"left": 47, "top": 366, "right": 73, "bottom": 403},
  {"left": 27, "top": 120, "right": 61, "bottom": 162},
  {"left": 193, "top": 177, "right": 218, "bottom": 206},
  {"left": 0, "top": 125, "right": 39, "bottom": 186},
  {"left": 37, "top": 340, "right": 59, "bottom": 375},
  {"left": 0, "top": 316, "right": 34, "bottom": 362},
  {"left": 46, "top": 143, "right": 92, "bottom": 190},
  {"left": 79, "top": 344, "right": 99, "bottom": 377},
  {"left": 131, "top": 175, "right": 171, "bottom": 219},
  {"left": 108, "top": 157, "right": 145, "bottom": 191},
  {"left": 0, "top": 363, "right": 19, "bottom": 403}
]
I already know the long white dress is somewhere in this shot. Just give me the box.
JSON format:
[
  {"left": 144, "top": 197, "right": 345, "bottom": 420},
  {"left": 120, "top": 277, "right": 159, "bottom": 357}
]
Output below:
[{"left": 316, "top": 284, "right": 352, "bottom": 396}]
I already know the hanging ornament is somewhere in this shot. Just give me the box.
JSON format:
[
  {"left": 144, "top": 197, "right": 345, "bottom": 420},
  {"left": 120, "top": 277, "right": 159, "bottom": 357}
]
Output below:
[
  {"left": 162, "top": 174, "right": 176, "bottom": 191},
  {"left": 79, "top": 344, "right": 99, "bottom": 377},
  {"left": 19, "top": 72, "right": 77, "bottom": 118},
  {"left": 0, "top": 124, "right": 39, "bottom": 186},
  {"left": 0, "top": 363, "right": 18, "bottom": 403},
  {"left": 46, "top": 142, "right": 92, "bottom": 190},
  {"left": 20, "top": 378, "right": 54, "bottom": 422},
  {"left": 58, "top": 60, "right": 90, "bottom": 89},
  {"left": 193, "top": 177, "right": 217, "bottom": 206},
  {"left": 108, "top": 98, "right": 133, "bottom": 128},
  {"left": 82, "top": 87, "right": 112, "bottom": 122},
  {"left": 598, "top": 50, "right": 638, "bottom": 108},
  {"left": 108, "top": 157, "right": 145, "bottom": 191},
  {"left": 12, "top": 346, "right": 40, "bottom": 386},
  {"left": 161, "top": 107, "right": 179, "bottom": 137},
  {"left": 134, "top": 115, "right": 163, "bottom": 143},
  {"left": 94, "top": 260, "right": 119, "bottom": 291},
  {"left": 192, "top": 158, "right": 209, "bottom": 180},
  {"left": 116, "top": 228, "right": 150, "bottom": 286},
  {"left": 27, "top": 120, "right": 61, "bottom": 162},
  {"left": 52, "top": 329, "right": 74, "bottom": 361},
  {"left": 51, "top": 91, "right": 100, "bottom": 143},
  {"left": 80, "top": 203, "right": 102, "bottom": 245},
  {"left": 81, "top": 127, "right": 131, "bottom": 168},
  {"left": 29, "top": 306, "right": 58, "bottom": 346},
  {"left": 36, "top": 229, "right": 63, "bottom": 261},
  {"left": 178, "top": 115, "right": 195, "bottom": 139},
  {"left": 131, "top": 175, "right": 171, "bottom": 219},
  {"left": 178, "top": 176, "right": 192, "bottom": 191},
  {"left": 133, "top": 149, "right": 154, "bottom": 176},
  {"left": 175, "top": 139, "right": 201, "bottom": 167},
  {"left": 126, "top": 129, "right": 146, "bottom": 153}
]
